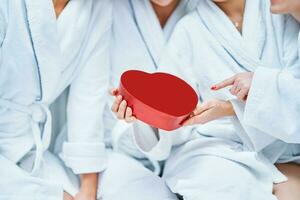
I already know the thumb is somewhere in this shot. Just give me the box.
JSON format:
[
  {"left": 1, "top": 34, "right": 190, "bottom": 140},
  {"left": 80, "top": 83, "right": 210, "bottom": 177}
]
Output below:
[{"left": 109, "top": 88, "right": 119, "bottom": 96}]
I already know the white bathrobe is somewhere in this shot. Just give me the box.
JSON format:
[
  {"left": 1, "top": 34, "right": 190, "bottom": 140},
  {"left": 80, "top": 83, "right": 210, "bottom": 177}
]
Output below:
[
  {"left": 243, "top": 27, "right": 300, "bottom": 144},
  {"left": 139, "top": 0, "right": 300, "bottom": 199},
  {"left": 0, "top": 0, "right": 121, "bottom": 199},
  {"left": 106, "top": 0, "right": 200, "bottom": 174},
  {"left": 47, "top": 1, "right": 197, "bottom": 199}
]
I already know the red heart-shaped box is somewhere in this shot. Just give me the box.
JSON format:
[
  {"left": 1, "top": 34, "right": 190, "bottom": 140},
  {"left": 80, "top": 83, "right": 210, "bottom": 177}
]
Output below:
[{"left": 118, "top": 70, "right": 198, "bottom": 131}]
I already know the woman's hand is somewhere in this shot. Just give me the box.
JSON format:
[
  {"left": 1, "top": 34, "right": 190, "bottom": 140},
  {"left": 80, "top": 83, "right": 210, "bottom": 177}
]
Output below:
[
  {"left": 211, "top": 72, "right": 254, "bottom": 101},
  {"left": 110, "top": 88, "right": 137, "bottom": 123},
  {"left": 183, "top": 99, "right": 235, "bottom": 126}
]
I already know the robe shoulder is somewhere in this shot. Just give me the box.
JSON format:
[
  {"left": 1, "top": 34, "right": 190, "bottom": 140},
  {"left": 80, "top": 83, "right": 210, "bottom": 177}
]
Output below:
[
  {"left": 171, "top": 10, "right": 210, "bottom": 47},
  {"left": 167, "top": 11, "right": 201, "bottom": 52},
  {"left": 93, "top": 0, "right": 112, "bottom": 12},
  {"left": 90, "top": 0, "right": 112, "bottom": 32},
  {"left": 282, "top": 15, "right": 300, "bottom": 66},
  {"left": 173, "top": 11, "right": 200, "bottom": 33}
]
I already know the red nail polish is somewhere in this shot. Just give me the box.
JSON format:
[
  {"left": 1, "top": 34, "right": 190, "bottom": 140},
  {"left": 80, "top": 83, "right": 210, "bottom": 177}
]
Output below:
[{"left": 211, "top": 86, "right": 217, "bottom": 90}]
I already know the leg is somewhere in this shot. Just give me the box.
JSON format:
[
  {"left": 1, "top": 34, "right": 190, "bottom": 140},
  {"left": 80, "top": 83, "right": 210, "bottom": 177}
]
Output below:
[
  {"left": 274, "top": 163, "right": 300, "bottom": 200},
  {"left": 42, "top": 150, "right": 176, "bottom": 200},
  {"left": 99, "top": 152, "right": 177, "bottom": 200},
  {"left": 0, "top": 154, "right": 64, "bottom": 200},
  {"left": 163, "top": 137, "right": 277, "bottom": 200},
  {"left": 64, "top": 192, "right": 74, "bottom": 200}
]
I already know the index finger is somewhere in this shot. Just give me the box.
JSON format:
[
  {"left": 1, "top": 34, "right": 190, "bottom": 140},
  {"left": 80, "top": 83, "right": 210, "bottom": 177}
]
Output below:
[{"left": 212, "top": 76, "right": 235, "bottom": 90}]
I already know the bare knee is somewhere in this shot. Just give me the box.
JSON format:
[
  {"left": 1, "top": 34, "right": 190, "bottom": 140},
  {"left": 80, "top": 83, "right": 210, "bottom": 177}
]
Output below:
[{"left": 273, "top": 163, "right": 300, "bottom": 200}]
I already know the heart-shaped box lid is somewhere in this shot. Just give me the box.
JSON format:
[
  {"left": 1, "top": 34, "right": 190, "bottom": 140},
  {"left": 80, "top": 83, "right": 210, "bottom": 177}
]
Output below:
[{"left": 119, "top": 70, "right": 198, "bottom": 131}]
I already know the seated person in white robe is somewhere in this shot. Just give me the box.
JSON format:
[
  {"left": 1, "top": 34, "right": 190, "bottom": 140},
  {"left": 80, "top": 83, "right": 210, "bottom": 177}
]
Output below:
[
  {"left": 162, "top": 0, "right": 300, "bottom": 200},
  {"left": 108, "top": 0, "right": 199, "bottom": 169},
  {"left": 106, "top": 0, "right": 203, "bottom": 199},
  {"left": 52, "top": 0, "right": 198, "bottom": 200},
  {"left": 111, "top": 0, "right": 300, "bottom": 200},
  {"left": 212, "top": 1, "right": 300, "bottom": 199},
  {"left": 0, "top": 1, "right": 174, "bottom": 200},
  {"left": 0, "top": 0, "right": 111, "bottom": 199}
]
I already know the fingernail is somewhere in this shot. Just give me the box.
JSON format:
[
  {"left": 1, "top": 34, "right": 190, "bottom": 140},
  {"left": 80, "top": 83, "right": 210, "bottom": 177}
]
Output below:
[
  {"left": 211, "top": 86, "right": 217, "bottom": 90},
  {"left": 117, "top": 95, "right": 122, "bottom": 100}
]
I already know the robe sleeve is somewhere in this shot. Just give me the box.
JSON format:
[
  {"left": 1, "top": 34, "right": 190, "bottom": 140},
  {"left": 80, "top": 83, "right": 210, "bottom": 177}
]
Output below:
[
  {"left": 227, "top": 16, "right": 300, "bottom": 148},
  {"left": 232, "top": 19, "right": 300, "bottom": 146},
  {"left": 62, "top": 3, "right": 112, "bottom": 174},
  {"left": 243, "top": 65, "right": 300, "bottom": 143},
  {"left": 132, "top": 19, "right": 198, "bottom": 160},
  {"left": 132, "top": 122, "right": 172, "bottom": 161}
]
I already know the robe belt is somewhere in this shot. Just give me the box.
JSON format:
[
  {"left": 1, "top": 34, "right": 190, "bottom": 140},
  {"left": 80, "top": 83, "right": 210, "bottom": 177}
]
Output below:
[{"left": 0, "top": 98, "right": 52, "bottom": 176}]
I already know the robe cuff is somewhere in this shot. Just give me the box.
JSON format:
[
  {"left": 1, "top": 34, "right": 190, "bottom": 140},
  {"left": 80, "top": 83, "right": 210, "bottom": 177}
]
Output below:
[
  {"left": 133, "top": 125, "right": 172, "bottom": 161},
  {"left": 230, "top": 98, "right": 275, "bottom": 151},
  {"left": 62, "top": 142, "right": 107, "bottom": 174},
  {"left": 244, "top": 67, "right": 278, "bottom": 127}
]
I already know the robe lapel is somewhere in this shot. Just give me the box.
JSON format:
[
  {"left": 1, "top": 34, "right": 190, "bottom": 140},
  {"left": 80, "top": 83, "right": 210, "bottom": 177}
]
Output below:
[
  {"left": 242, "top": 0, "right": 266, "bottom": 60},
  {"left": 131, "top": 0, "right": 166, "bottom": 68},
  {"left": 197, "top": 0, "right": 266, "bottom": 72},
  {"left": 57, "top": 0, "right": 92, "bottom": 73},
  {"left": 25, "top": 0, "right": 62, "bottom": 103},
  {"left": 163, "top": 0, "right": 191, "bottom": 40}
]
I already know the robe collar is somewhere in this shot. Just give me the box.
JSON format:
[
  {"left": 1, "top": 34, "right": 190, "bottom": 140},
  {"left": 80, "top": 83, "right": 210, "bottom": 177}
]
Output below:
[
  {"left": 24, "top": 0, "right": 62, "bottom": 103},
  {"left": 54, "top": 0, "right": 93, "bottom": 93},
  {"left": 130, "top": 0, "right": 191, "bottom": 68},
  {"left": 197, "top": 0, "right": 267, "bottom": 72},
  {"left": 56, "top": 0, "right": 92, "bottom": 74}
]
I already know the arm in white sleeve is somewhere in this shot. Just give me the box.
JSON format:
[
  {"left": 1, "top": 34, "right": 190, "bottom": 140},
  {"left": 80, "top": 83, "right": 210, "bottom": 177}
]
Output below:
[
  {"left": 63, "top": 7, "right": 112, "bottom": 174},
  {"left": 132, "top": 121, "right": 172, "bottom": 161},
  {"left": 132, "top": 122, "right": 196, "bottom": 161},
  {"left": 244, "top": 66, "right": 300, "bottom": 143},
  {"left": 231, "top": 17, "right": 300, "bottom": 146},
  {"left": 242, "top": 18, "right": 300, "bottom": 143}
]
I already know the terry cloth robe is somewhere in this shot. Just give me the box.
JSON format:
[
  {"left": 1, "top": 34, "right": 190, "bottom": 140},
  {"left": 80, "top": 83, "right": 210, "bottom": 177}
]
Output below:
[
  {"left": 105, "top": 0, "right": 200, "bottom": 174},
  {"left": 136, "top": 0, "right": 300, "bottom": 199},
  {"left": 243, "top": 21, "right": 300, "bottom": 143},
  {"left": 0, "top": 0, "right": 116, "bottom": 198},
  {"left": 0, "top": 1, "right": 177, "bottom": 199}
]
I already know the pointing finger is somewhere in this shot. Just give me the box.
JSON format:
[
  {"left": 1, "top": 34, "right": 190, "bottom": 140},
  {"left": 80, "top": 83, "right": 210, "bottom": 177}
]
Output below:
[{"left": 212, "top": 76, "right": 236, "bottom": 90}]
